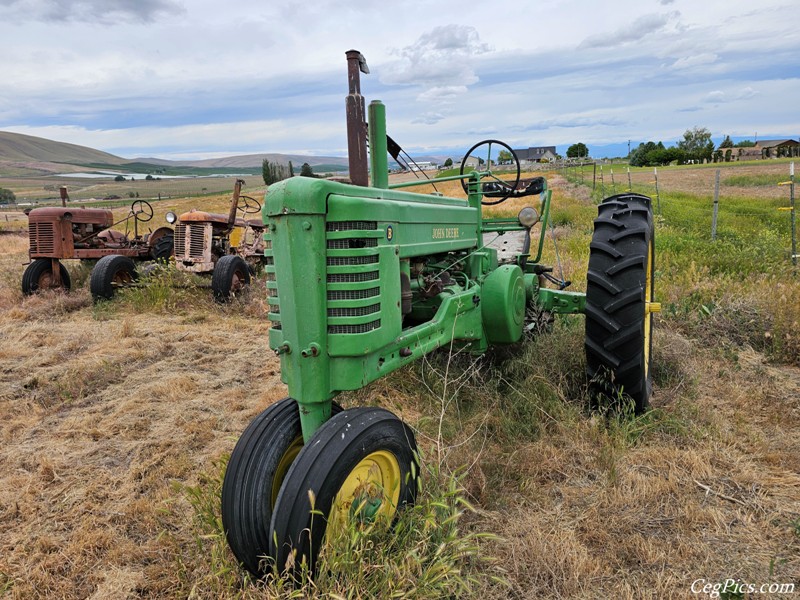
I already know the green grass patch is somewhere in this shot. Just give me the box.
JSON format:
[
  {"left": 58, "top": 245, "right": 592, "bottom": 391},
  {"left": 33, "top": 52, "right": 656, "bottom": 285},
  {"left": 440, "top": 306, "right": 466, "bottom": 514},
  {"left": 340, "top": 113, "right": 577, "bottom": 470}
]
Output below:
[
  {"left": 176, "top": 456, "right": 497, "bottom": 599},
  {"left": 723, "top": 173, "right": 788, "bottom": 187}
]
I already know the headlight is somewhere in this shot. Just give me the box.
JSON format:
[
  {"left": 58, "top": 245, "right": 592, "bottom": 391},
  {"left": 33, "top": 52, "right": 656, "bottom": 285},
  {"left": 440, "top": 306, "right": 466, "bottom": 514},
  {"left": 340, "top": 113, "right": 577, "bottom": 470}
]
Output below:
[
  {"left": 165, "top": 211, "right": 177, "bottom": 224},
  {"left": 518, "top": 206, "right": 539, "bottom": 228}
]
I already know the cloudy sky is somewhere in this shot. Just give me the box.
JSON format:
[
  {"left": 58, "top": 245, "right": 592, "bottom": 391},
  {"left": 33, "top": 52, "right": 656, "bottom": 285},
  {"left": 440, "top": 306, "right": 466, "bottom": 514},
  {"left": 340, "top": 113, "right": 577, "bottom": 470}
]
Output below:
[{"left": 1, "top": 0, "right": 798, "bottom": 160}]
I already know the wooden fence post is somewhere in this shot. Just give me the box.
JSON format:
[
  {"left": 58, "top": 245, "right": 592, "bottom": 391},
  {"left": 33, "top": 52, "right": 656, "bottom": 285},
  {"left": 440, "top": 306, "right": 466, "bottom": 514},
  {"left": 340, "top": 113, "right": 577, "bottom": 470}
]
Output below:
[
  {"left": 711, "top": 169, "right": 720, "bottom": 240},
  {"left": 790, "top": 162, "right": 796, "bottom": 266},
  {"left": 600, "top": 165, "right": 605, "bottom": 198}
]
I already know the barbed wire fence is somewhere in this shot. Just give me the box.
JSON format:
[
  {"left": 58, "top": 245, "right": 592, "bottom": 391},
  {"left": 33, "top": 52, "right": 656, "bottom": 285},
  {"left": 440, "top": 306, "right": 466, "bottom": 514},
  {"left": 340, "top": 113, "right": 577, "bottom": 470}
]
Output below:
[{"left": 558, "top": 160, "right": 797, "bottom": 266}]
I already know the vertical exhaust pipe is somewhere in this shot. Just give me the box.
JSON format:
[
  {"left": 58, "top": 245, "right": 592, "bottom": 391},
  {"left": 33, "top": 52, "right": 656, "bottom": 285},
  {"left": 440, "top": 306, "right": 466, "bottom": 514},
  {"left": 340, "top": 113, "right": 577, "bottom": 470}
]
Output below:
[
  {"left": 345, "top": 50, "right": 370, "bottom": 187},
  {"left": 228, "top": 178, "right": 244, "bottom": 230}
]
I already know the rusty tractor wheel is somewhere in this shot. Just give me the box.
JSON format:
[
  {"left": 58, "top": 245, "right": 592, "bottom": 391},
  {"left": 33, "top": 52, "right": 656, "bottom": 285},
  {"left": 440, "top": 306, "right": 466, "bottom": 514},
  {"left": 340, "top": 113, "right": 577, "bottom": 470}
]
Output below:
[
  {"left": 21, "top": 259, "right": 71, "bottom": 295},
  {"left": 222, "top": 398, "right": 343, "bottom": 578},
  {"left": 90, "top": 254, "right": 138, "bottom": 302},
  {"left": 212, "top": 255, "right": 250, "bottom": 303},
  {"left": 150, "top": 232, "right": 174, "bottom": 262},
  {"left": 270, "top": 407, "right": 419, "bottom": 578}
]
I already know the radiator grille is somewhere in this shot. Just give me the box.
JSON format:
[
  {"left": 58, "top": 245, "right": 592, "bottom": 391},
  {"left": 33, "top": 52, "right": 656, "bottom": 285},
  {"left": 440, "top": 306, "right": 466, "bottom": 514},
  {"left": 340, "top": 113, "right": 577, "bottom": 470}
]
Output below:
[
  {"left": 327, "top": 271, "right": 379, "bottom": 283},
  {"left": 174, "top": 223, "right": 185, "bottom": 255},
  {"left": 329, "top": 319, "right": 381, "bottom": 334},
  {"left": 188, "top": 224, "right": 207, "bottom": 258},
  {"left": 328, "top": 303, "right": 380, "bottom": 318},
  {"left": 29, "top": 222, "right": 55, "bottom": 254},
  {"left": 326, "top": 221, "right": 377, "bottom": 232},
  {"left": 327, "top": 238, "right": 378, "bottom": 249},
  {"left": 324, "top": 220, "right": 383, "bottom": 335},
  {"left": 327, "top": 287, "right": 380, "bottom": 301},
  {"left": 173, "top": 223, "right": 209, "bottom": 259},
  {"left": 264, "top": 229, "right": 280, "bottom": 330},
  {"left": 327, "top": 255, "right": 379, "bottom": 266}
]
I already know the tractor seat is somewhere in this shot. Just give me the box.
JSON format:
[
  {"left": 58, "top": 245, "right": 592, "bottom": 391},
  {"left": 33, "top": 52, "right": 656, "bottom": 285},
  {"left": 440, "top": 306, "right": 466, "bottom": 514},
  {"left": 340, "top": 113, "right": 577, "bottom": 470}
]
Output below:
[{"left": 482, "top": 177, "right": 546, "bottom": 198}]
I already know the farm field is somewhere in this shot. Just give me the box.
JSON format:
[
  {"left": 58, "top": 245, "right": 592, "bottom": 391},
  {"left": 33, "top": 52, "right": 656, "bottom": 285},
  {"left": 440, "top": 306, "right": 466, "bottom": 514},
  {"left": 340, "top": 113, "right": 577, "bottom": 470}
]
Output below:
[
  {"left": 0, "top": 173, "right": 266, "bottom": 205},
  {"left": 0, "top": 164, "right": 798, "bottom": 598}
]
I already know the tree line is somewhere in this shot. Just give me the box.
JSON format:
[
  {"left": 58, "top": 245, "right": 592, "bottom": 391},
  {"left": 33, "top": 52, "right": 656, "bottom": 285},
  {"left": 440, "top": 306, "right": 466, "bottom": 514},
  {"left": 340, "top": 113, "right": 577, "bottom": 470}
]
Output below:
[
  {"left": 262, "top": 159, "right": 318, "bottom": 185},
  {"left": 628, "top": 127, "right": 754, "bottom": 167}
]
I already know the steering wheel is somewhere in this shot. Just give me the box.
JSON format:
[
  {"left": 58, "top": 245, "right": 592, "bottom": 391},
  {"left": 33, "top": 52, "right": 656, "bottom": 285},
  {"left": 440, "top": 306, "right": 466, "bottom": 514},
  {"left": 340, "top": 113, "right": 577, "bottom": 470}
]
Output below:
[
  {"left": 238, "top": 195, "right": 261, "bottom": 215},
  {"left": 459, "top": 139, "right": 521, "bottom": 205},
  {"left": 131, "top": 200, "right": 154, "bottom": 222}
]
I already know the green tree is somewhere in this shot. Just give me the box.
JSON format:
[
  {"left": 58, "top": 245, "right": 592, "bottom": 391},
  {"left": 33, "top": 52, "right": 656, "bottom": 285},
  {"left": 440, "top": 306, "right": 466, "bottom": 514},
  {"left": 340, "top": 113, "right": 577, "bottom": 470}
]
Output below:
[
  {"left": 734, "top": 140, "right": 755, "bottom": 148},
  {"left": 300, "top": 162, "right": 315, "bottom": 177},
  {"left": 566, "top": 142, "right": 589, "bottom": 158},
  {"left": 289, "top": 161, "right": 294, "bottom": 177},
  {"left": 114, "top": 174, "right": 125, "bottom": 182},
  {"left": 497, "top": 150, "right": 513, "bottom": 163},
  {"left": 443, "top": 158, "right": 453, "bottom": 167},
  {"left": 0, "top": 188, "right": 16, "bottom": 204},
  {"left": 719, "top": 135, "right": 734, "bottom": 148},
  {"left": 263, "top": 159, "right": 291, "bottom": 185},
  {"left": 678, "top": 126, "right": 714, "bottom": 163}
]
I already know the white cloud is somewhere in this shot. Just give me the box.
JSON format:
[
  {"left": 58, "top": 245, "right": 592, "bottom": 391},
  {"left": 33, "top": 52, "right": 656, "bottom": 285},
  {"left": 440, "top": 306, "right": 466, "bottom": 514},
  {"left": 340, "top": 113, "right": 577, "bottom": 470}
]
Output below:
[
  {"left": 705, "top": 90, "right": 726, "bottom": 103},
  {"left": 579, "top": 12, "right": 678, "bottom": 49},
  {"left": 382, "top": 24, "right": 492, "bottom": 87},
  {"left": 0, "top": 1, "right": 797, "bottom": 159},
  {"left": 0, "top": 0, "right": 185, "bottom": 24},
  {"left": 670, "top": 52, "right": 718, "bottom": 70}
]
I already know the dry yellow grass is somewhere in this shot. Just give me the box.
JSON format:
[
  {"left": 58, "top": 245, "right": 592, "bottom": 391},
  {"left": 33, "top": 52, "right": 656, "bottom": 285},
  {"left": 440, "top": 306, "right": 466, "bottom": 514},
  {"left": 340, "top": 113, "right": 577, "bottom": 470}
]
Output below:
[{"left": 0, "top": 174, "right": 798, "bottom": 598}]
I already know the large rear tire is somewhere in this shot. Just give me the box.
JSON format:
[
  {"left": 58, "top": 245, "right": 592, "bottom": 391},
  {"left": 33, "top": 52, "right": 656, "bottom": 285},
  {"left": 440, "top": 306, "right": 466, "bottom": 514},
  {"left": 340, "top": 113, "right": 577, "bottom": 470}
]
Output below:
[
  {"left": 212, "top": 255, "right": 251, "bottom": 302},
  {"left": 585, "top": 193, "right": 656, "bottom": 413},
  {"left": 21, "top": 259, "right": 71, "bottom": 295},
  {"left": 90, "top": 255, "right": 138, "bottom": 302},
  {"left": 221, "top": 398, "right": 343, "bottom": 577},
  {"left": 150, "top": 232, "right": 174, "bottom": 262},
  {"left": 270, "top": 407, "right": 419, "bottom": 578}
]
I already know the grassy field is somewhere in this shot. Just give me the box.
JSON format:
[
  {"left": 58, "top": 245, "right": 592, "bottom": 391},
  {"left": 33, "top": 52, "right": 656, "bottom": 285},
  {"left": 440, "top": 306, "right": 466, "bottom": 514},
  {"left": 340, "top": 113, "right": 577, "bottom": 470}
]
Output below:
[
  {"left": 0, "top": 173, "right": 266, "bottom": 205},
  {"left": 0, "top": 165, "right": 798, "bottom": 598}
]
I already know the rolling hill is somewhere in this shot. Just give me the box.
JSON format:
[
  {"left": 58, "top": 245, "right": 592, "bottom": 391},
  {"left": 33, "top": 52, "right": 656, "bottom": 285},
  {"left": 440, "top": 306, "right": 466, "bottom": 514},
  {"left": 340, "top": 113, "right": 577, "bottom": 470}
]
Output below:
[
  {"left": 0, "top": 131, "right": 127, "bottom": 165},
  {"left": 0, "top": 130, "right": 350, "bottom": 173},
  {"left": 0, "top": 130, "right": 450, "bottom": 177}
]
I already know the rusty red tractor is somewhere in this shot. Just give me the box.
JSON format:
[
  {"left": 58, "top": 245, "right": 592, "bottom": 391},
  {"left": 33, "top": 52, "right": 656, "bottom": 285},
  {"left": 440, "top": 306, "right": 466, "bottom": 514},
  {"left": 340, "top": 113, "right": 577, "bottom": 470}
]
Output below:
[
  {"left": 168, "top": 179, "right": 266, "bottom": 302},
  {"left": 23, "top": 191, "right": 174, "bottom": 300}
]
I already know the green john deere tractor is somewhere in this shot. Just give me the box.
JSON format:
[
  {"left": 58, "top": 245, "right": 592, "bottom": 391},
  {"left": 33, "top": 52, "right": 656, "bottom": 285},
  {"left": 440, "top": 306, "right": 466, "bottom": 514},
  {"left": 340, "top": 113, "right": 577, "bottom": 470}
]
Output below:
[{"left": 221, "top": 50, "right": 660, "bottom": 579}]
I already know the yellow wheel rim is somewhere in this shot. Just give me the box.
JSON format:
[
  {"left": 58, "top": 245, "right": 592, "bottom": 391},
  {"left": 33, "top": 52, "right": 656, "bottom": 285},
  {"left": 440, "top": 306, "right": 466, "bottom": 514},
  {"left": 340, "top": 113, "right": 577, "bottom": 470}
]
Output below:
[
  {"left": 329, "top": 450, "right": 401, "bottom": 530},
  {"left": 272, "top": 435, "right": 304, "bottom": 507},
  {"left": 643, "top": 238, "right": 661, "bottom": 376}
]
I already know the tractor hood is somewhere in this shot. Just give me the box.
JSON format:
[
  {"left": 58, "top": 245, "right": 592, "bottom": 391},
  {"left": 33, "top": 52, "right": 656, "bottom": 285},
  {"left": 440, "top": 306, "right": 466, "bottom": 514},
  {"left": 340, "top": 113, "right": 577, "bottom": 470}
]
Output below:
[{"left": 27, "top": 206, "right": 114, "bottom": 227}]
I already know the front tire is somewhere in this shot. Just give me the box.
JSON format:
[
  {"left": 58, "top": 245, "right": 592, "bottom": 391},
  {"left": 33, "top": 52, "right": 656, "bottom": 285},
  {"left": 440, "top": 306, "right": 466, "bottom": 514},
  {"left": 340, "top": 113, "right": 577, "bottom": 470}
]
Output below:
[
  {"left": 221, "top": 398, "right": 342, "bottom": 577},
  {"left": 90, "top": 255, "right": 138, "bottom": 301},
  {"left": 270, "top": 407, "right": 419, "bottom": 577},
  {"left": 585, "top": 193, "right": 656, "bottom": 413},
  {"left": 212, "top": 255, "right": 251, "bottom": 302},
  {"left": 21, "top": 259, "right": 71, "bottom": 295}
]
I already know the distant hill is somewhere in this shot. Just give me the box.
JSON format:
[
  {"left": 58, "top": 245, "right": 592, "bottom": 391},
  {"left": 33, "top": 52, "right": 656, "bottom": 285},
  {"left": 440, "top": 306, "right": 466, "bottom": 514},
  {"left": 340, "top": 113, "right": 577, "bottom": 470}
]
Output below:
[
  {"left": 0, "top": 130, "right": 350, "bottom": 173},
  {"left": 172, "top": 153, "right": 350, "bottom": 170},
  {"left": 0, "top": 130, "right": 451, "bottom": 176},
  {"left": 0, "top": 131, "right": 127, "bottom": 165}
]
